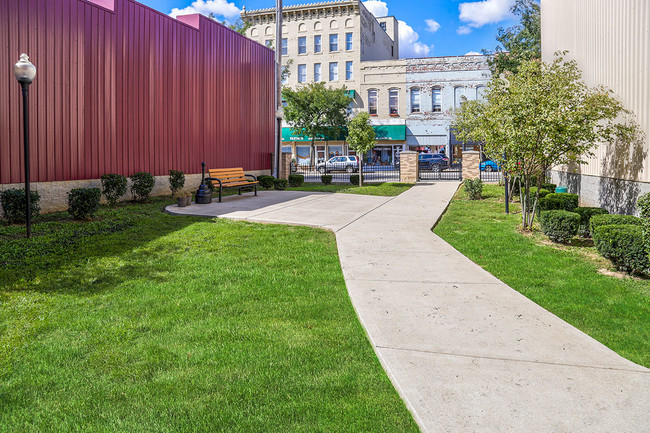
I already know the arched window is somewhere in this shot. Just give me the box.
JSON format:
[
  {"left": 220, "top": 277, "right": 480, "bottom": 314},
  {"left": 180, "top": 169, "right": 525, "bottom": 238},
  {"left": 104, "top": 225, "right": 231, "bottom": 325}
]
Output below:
[
  {"left": 432, "top": 87, "right": 442, "bottom": 112},
  {"left": 389, "top": 88, "right": 399, "bottom": 115},
  {"left": 454, "top": 86, "right": 466, "bottom": 109},
  {"left": 251, "top": 28, "right": 259, "bottom": 37},
  {"left": 298, "top": 23, "right": 306, "bottom": 32},
  {"left": 314, "top": 21, "right": 323, "bottom": 31},
  {"left": 476, "top": 85, "right": 487, "bottom": 101},
  {"left": 410, "top": 88, "right": 421, "bottom": 113},
  {"left": 330, "top": 20, "right": 339, "bottom": 29},
  {"left": 368, "top": 89, "right": 378, "bottom": 115}
]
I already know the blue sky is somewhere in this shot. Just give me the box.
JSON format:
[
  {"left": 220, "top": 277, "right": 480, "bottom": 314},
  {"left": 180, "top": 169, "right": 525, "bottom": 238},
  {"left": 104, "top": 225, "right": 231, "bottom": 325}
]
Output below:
[{"left": 139, "top": 0, "right": 520, "bottom": 57}]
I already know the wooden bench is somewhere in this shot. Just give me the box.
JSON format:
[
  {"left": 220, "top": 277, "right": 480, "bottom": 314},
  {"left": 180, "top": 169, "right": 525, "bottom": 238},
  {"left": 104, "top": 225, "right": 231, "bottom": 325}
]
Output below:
[{"left": 206, "top": 168, "right": 259, "bottom": 203}]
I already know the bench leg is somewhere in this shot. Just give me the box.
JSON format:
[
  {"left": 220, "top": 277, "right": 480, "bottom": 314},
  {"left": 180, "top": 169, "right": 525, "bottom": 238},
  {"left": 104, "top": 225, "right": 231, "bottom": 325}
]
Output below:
[
  {"left": 238, "top": 188, "right": 242, "bottom": 195},
  {"left": 219, "top": 185, "right": 222, "bottom": 203},
  {"left": 254, "top": 185, "right": 257, "bottom": 196}
]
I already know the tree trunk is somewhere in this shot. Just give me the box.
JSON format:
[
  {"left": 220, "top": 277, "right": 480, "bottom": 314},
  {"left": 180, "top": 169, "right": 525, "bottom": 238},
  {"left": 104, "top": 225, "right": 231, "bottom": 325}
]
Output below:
[{"left": 359, "top": 157, "right": 363, "bottom": 187}]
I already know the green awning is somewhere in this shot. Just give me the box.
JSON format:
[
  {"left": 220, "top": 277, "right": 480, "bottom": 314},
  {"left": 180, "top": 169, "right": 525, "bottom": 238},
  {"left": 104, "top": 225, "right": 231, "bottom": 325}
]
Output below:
[
  {"left": 282, "top": 124, "right": 405, "bottom": 142},
  {"left": 345, "top": 90, "right": 356, "bottom": 98},
  {"left": 282, "top": 127, "right": 345, "bottom": 142}
]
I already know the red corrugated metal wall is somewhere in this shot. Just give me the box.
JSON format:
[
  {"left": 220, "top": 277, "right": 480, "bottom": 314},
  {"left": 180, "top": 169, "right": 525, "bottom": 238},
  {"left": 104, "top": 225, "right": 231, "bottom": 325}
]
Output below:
[{"left": 0, "top": 0, "right": 275, "bottom": 184}]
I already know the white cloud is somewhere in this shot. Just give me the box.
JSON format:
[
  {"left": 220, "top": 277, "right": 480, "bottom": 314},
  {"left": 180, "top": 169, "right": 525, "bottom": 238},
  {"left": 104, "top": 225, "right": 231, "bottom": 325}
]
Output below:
[
  {"left": 362, "top": 1, "right": 389, "bottom": 17},
  {"left": 398, "top": 20, "right": 431, "bottom": 58},
  {"left": 169, "top": 0, "right": 240, "bottom": 20},
  {"left": 465, "top": 51, "right": 481, "bottom": 55},
  {"left": 459, "top": 0, "right": 514, "bottom": 28},
  {"left": 425, "top": 19, "right": 441, "bottom": 33},
  {"left": 457, "top": 25, "right": 472, "bottom": 35}
]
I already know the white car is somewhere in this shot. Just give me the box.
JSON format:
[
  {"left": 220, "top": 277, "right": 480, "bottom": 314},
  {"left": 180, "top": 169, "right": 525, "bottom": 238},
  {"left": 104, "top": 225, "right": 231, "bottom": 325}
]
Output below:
[{"left": 317, "top": 156, "right": 359, "bottom": 174}]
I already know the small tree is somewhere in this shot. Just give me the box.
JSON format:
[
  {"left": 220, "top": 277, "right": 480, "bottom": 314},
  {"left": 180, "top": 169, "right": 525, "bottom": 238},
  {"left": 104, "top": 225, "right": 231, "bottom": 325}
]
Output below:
[
  {"left": 283, "top": 83, "right": 352, "bottom": 164},
  {"left": 346, "top": 112, "right": 376, "bottom": 186},
  {"left": 453, "top": 53, "right": 639, "bottom": 231}
]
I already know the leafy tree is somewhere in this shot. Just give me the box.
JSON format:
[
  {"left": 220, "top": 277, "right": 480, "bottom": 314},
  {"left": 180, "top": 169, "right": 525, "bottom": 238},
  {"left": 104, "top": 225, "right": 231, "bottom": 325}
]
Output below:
[
  {"left": 283, "top": 83, "right": 352, "bottom": 164},
  {"left": 346, "top": 112, "right": 376, "bottom": 186},
  {"left": 208, "top": 14, "right": 252, "bottom": 36},
  {"left": 452, "top": 53, "right": 640, "bottom": 231},
  {"left": 484, "top": 0, "right": 541, "bottom": 75}
]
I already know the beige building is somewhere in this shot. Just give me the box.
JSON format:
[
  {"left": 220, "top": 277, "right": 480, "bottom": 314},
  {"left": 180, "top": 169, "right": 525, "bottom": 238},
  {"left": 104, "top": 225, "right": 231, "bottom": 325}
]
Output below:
[
  {"left": 542, "top": 0, "right": 650, "bottom": 213},
  {"left": 242, "top": 0, "right": 402, "bottom": 164}
]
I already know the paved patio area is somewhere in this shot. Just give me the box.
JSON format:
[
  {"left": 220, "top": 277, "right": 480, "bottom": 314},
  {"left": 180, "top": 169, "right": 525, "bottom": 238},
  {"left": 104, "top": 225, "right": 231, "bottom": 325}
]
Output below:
[{"left": 166, "top": 185, "right": 650, "bottom": 433}]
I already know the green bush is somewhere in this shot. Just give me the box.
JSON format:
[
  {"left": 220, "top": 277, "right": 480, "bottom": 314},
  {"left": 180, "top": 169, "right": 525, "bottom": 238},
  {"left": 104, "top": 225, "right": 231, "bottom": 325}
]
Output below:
[
  {"left": 512, "top": 174, "right": 539, "bottom": 195},
  {"left": 0, "top": 188, "right": 41, "bottom": 224},
  {"left": 590, "top": 214, "right": 643, "bottom": 234},
  {"left": 288, "top": 174, "right": 305, "bottom": 188},
  {"left": 573, "top": 207, "right": 609, "bottom": 237},
  {"left": 541, "top": 183, "right": 557, "bottom": 193},
  {"left": 593, "top": 224, "right": 649, "bottom": 274},
  {"left": 540, "top": 210, "right": 580, "bottom": 243},
  {"left": 538, "top": 193, "right": 579, "bottom": 212},
  {"left": 273, "top": 179, "right": 288, "bottom": 190},
  {"left": 168, "top": 170, "right": 185, "bottom": 196},
  {"left": 463, "top": 178, "right": 483, "bottom": 200},
  {"left": 130, "top": 172, "right": 155, "bottom": 202},
  {"left": 529, "top": 187, "right": 551, "bottom": 200},
  {"left": 258, "top": 175, "right": 275, "bottom": 190},
  {"left": 321, "top": 175, "right": 333, "bottom": 185},
  {"left": 350, "top": 175, "right": 360, "bottom": 186},
  {"left": 100, "top": 174, "right": 127, "bottom": 206},
  {"left": 68, "top": 188, "right": 101, "bottom": 220},
  {"left": 638, "top": 193, "right": 650, "bottom": 263}
]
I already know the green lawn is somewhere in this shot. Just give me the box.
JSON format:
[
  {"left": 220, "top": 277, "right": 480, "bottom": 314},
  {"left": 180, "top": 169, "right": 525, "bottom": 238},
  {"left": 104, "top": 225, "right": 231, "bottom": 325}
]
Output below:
[
  {"left": 287, "top": 182, "right": 413, "bottom": 196},
  {"left": 434, "top": 184, "right": 650, "bottom": 367},
  {"left": 0, "top": 199, "right": 419, "bottom": 432}
]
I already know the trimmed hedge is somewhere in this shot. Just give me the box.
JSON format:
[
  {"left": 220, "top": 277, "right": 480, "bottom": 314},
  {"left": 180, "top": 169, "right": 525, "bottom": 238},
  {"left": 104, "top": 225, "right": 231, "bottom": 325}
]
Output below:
[
  {"left": 258, "top": 175, "right": 275, "bottom": 190},
  {"left": 273, "top": 179, "right": 288, "bottom": 190},
  {"left": 288, "top": 174, "right": 305, "bottom": 188},
  {"left": 639, "top": 192, "right": 650, "bottom": 264},
  {"left": 540, "top": 210, "right": 580, "bottom": 243},
  {"left": 0, "top": 188, "right": 41, "bottom": 224},
  {"left": 350, "top": 175, "right": 360, "bottom": 186},
  {"left": 573, "top": 207, "right": 609, "bottom": 237},
  {"left": 100, "top": 174, "right": 127, "bottom": 206},
  {"left": 593, "top": 224, "right": 649, "bottom": 274},
  {"left": 463, "top": 178, "right": 483, "bottom": 200},
  {"left": 538, "top": 193, "right": 579, "bottom": 212},
  {"left": 321, "top": 175, "right": 333, "bottom": 185},
  {"left": 590, "top": 214, "right": 643, "bottom": 234},
  {"left": 130, "top": 172, "right": 155, "bottom": 202},
  {"left": 68, "top": 188, "right": 101, "bottom": 220},
  {"left": 541, "top": 183, "right": 557, "bottom": 193}
]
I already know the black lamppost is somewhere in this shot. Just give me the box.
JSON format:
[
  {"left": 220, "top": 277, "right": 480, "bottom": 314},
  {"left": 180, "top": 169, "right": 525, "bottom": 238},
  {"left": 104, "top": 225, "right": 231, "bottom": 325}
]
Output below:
[{"left": 13, "top": 53, "right": 36, "bottom": 238}]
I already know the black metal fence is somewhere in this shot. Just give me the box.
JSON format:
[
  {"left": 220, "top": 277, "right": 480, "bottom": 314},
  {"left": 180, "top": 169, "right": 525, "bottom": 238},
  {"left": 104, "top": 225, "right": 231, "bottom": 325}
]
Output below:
[
  {"left": 292, "top": 163, "right": 401, "bottom": 183},
  {"left": 480, "top": 169, "right": 503, "bottom": 182},
  {"left": 419, "top": 162, "right": 462, "bottom": 181}
]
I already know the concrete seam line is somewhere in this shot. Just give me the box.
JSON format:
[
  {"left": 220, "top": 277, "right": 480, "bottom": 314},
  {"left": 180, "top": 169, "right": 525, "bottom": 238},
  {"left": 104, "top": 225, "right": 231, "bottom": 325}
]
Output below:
[
  {"left": 335, "top": 195, "right": 401, "bottom": 232},
  {"left": 375, "top": 345, "right": 650, "bottom": 374},
  {"left": 429, "top": 181, "right": 461, "bottom": 231}
]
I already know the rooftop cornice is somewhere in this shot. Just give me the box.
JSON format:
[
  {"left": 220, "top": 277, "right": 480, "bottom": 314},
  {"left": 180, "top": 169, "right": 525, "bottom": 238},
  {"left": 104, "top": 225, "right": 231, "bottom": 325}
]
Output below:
[{"left": 242, "top": 0, "right": 359, "bottom": 17}]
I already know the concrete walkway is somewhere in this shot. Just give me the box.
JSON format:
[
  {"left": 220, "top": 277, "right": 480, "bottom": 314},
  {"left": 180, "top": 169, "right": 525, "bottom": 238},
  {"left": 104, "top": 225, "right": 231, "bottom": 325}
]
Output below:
[{"left": 167, "top": 185, "right": 650, "bottom": 432}]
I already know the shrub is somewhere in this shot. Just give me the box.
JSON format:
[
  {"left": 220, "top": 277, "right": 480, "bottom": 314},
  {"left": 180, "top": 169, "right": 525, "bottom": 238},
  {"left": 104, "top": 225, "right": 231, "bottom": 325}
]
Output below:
[
  {"left": 273, "top": 179, "right": 288, "bottom": 190},
  {"left": 540, "top": 210, "right": 580, "bottom": 243},
  {"left": 350, "top": 175, "right": 360, "bottom": 186},
  {"left": 590, "top": 214, "right": 643, "bottom": 234},
  {"left": 168, "top": 170, "right": 185, "bottom": 196},
  {"left": 288, "top": 174, "right": 305, "bottom": 188},
  {"left": 100, "top": 174, "right": 127, "bottom": 206},
  {"left": 130, "top": 172, "right": 155, "bottom": 202},
  {"left": 463, "top": 178, "right": 483, "bottom": 200},
  {"left": 529, "top": 187, "right": 551, "bottom": 200},
  {"left": 573, "top": 207, "right": 609, "bottom": 237},
  {"left": 542, "top": 183, "right": 557, "bottom": 193},
  {"left": 512, "top": 174, "right": 539, "bottom": 195},
  {"left": 538, "top": 193, "right": 579, "bottom": 213},
  {"left": 593, "top": 224, "right": 649, "bottom": 274},
  {"left": 68, "top": 188, "right": 101, "bottom": 220},
  {"left": 638, "top": 193, "right": 650, "bottom": 262},
  {"left": 321, "top": 175, "right": 333, "bottom": 185},
  {"left": 258, "top": 175, "right": 275, "bottom": 190},
  {"left": 0, "top": 188, "right": 41, "bottom": 224}
]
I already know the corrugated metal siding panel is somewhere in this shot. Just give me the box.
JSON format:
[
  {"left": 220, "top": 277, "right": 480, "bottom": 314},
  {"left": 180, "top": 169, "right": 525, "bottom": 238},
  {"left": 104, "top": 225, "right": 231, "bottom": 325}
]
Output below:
[
  {"left": 0, "top": 0, "right": 275, "bottom": 184},
  {"left": 541, "top": 0, "right": 650, "bottom": 182}
]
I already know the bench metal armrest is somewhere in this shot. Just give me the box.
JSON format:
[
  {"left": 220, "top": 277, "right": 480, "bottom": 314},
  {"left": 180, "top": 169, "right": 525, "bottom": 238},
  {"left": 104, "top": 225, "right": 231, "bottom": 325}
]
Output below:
[
  {"left": 245, "top": 174, "right": 258, "bottom": 182},
  {"left": 205, "top": 177, "right": 223, "bottom": 187}
]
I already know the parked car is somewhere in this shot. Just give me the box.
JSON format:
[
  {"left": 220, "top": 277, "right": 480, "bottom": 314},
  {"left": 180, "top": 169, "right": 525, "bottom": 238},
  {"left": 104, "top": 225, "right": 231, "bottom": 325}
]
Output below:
[
  {"left": 480, "top": 160, "right": 501, "bottom": 172},
  {"left": 418, "top": 153, "right": 449, "bottom": 171},
  {"left": 317, "top": 156, "right": 359, "bottom": 174}
]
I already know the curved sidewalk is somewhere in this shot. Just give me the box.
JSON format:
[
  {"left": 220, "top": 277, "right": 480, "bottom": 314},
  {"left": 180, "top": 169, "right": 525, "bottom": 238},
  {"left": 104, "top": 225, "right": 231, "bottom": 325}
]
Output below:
[{"left": 167, "top": 184, "right": 650, "bottom": 432}]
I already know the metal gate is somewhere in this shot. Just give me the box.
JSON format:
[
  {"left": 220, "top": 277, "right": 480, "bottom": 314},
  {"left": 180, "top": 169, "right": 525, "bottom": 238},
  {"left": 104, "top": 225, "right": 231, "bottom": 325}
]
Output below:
[
  {"left": 292, "top": 163, "right": 401, "bottom": 183},
  {"left": 480, "top": 168, "right": 503, "bottom": 182},
  {"left": 419, "top": 162, "right": 462, "bottom": 181}
]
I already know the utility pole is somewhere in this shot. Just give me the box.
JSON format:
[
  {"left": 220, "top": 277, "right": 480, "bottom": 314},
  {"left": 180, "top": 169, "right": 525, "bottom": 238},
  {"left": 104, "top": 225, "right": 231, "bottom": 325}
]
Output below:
[{"left": 273, "top": 0, "right": 283, "bottom": 178}]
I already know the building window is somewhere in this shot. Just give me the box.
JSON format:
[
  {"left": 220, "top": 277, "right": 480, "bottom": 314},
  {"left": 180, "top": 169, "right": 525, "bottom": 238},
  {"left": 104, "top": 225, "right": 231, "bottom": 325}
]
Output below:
[
  {"left": 298, "top": 37, "right": 307, "bottom": 54},
  {"left": 297, "top": 64, "right": 307, "bottom": 83},
  {"left": 454, "top": 86, "right": 466, "bottom": 109},
  {"left": 265, "top": 39, "right": 273, "bottom": 48},
  {"left": 329, "top": 34, "right": 338, "bottom": 52},
  {"left": 476, "top": 85, "right": 487, "bottom": 101},
  {"left": 368, "top": 89, "right": 378, "bottom": 115},
  {"left": 380, "top": 22, "right": 386, "bottom": 31},
  {"left": 329, "top": 62, "right": 338, "bottom": 81},
  {"left": 314, "top": 63, "right": 322, "bottom": 82},
  {"left": 281, "top": 38, "right": 288, "bottom": 55},
  {"left": 314, "top": 35, "right": 322, "bottom": 53},
  {"left": 389, "top": 88, "right": 399, "bottom": 115},
  {"left": 410, "top": 88, "right": 421, "bottom": 113},
  {"left": 432, "top": 87, "right": 442, "bottom": 112},
  {"left": 345, "top": 61, "right": 353, "bottom": 80},
  {"left": 345, "top": 32, "right": 353, "bottom": 50}
]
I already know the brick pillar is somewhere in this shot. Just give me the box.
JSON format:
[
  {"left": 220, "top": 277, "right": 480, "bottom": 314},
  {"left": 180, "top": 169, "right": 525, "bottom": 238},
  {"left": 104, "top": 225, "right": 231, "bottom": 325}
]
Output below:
[
  {"left": 462, "top": 150, "right": 480, "bottom": 180},
  {"left": 280, "top": 153, "right": 291, "bottom": 180},
  {"left": 399, "top": 151, "right": 419, "bottom": 183}
]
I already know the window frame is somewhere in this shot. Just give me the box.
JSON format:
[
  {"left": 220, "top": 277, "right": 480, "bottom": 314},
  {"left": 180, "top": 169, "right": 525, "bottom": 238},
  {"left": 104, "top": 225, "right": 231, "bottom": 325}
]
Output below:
[
  {"left": 314, "top": 63, "right": 322, "bottom": 82},
  {"left": 298, "top": 36, "right": 307, "bottom": 54},
  {"left": 297, "top": 64, "right": 307, "bottom": 83},
  {"left": 432, "top": 87, "right": 442, "bottom": 113},
  {"left": 368, "top": 89, "right": 378, "bottom": 115},
  {"left": 281, "top": 38, "right": 288, "bottom": 56},
  {"left": 345, "top": 61, "right": 353, "bottom": 81},
  {"left": 345, "top": 32, "right": 353, "bottom": 51},
  {"left": 314, "top": 35, "right": 322, "bottom": 53},
  {"left": 329, "top": 34, "right": 339, "bottom": 52},
  {"left": 410, "top": 88, "right": 421, "bottom": 113},
  {"left": 329, "top": 62, "right": 339, "bottom": 81},
  {"left": 388, "top": 88, "right": 399, "bottom": 115}
]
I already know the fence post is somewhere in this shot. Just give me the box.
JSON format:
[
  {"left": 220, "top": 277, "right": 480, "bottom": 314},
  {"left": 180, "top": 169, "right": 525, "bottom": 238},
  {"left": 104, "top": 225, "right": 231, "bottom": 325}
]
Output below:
[
  {"left": 399, "top": 151, "right": 419, "bottom": 183},
  {"left": 462, "top": 151, "right": 480, "bottom": 181}
]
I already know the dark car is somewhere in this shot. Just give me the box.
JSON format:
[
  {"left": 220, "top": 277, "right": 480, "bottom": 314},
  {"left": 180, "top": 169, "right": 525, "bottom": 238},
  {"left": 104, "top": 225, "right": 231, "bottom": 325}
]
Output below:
[{"left": 418, "top": 153, "right": 449, "bottom": 171}]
